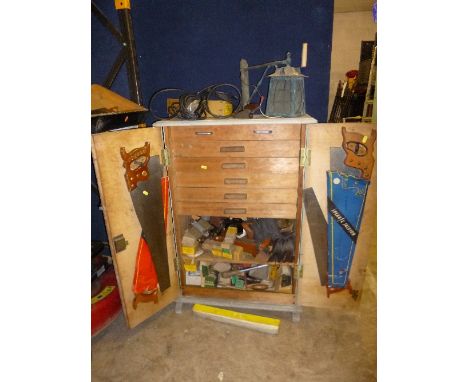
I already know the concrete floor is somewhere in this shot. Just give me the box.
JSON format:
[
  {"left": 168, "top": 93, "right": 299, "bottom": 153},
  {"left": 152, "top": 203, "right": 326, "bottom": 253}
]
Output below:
[{"left": 92, "top": 259, "right": 376, "bottom": 382}]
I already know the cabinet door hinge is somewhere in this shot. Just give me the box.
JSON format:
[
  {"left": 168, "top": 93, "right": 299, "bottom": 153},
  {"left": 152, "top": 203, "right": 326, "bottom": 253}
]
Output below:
[
  {"left": 161, "top": 148, "right": 170, "bottom": 166},
  {"left": 112, "top": 234, "right": 128, "bottom": 253},
  {"left": 173, "top": 257, "right": 179, "bottom": 272},
  {"left": 300, "top": 148, "right": 311, "bottom": 167},
  {"left": 295, "top": 264, "right": 304, "bottom": 279}
]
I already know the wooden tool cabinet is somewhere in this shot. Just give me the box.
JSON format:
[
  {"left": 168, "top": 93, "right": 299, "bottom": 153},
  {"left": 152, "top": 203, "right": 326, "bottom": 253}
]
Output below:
[{"left": 91, "top": 118, "right": 377, "bottom": 329}]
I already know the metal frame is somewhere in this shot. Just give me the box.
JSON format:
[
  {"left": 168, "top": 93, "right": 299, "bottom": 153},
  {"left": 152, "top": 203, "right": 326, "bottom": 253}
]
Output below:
[
  {"left": 91, "top": 1, "right": 142, "bottom": 105},
  {"left": 239, "top": 52, "right": 291, "bottom": 107}
]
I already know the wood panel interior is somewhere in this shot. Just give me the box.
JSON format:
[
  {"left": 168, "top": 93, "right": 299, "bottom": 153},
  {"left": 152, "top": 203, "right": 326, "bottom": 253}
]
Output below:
[
  {"left": 298, "top": 123, "right": 377, "bottom": 310},
  {"left": 91, "top": 127, "right": 179, "bottom": 329}
]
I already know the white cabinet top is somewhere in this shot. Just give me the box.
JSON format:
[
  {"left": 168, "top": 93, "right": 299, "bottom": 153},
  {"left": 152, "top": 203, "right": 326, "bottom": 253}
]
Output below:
[{"left": 153, "top": 115, "right": 317, "bottom": 127}]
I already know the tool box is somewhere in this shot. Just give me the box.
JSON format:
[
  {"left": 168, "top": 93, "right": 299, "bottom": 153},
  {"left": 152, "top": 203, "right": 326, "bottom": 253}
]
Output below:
[{"left": 92, "top": 119, "right": 376, "bottom": 328}]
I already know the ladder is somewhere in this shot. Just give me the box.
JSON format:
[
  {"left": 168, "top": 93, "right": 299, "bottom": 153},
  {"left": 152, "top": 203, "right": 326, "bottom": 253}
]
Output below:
[{"left": 362, "top": 45, "right": 377, "bottom": 123}]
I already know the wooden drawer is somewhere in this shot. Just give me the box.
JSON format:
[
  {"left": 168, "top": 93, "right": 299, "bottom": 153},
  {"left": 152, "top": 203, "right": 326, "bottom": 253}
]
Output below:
[
  {"left": 174, "top": 187, "right": 298, "bottom": 204},
  {"left": 172, "top": 170, "right": 298, "bottom": 188},
  {"left": 172, "top": 157, "right": 299, "bottom": 174},
  {"left": 169, "top": 124, "right": 301, "bottom": 141},
  {"left": 175, "top": 201, "right": 297, "bottom": 219},
  {"left": 170, "top": 140, "right": 300, "bottom": 158}
]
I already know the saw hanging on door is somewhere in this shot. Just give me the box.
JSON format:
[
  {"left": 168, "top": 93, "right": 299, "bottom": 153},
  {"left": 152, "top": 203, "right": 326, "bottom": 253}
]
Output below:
[
  {"left": 326, "top": 127, "right": 375, "bottom": 296},
  {"left": 120, "top": 142, "right": 171, "bottom": 307}
]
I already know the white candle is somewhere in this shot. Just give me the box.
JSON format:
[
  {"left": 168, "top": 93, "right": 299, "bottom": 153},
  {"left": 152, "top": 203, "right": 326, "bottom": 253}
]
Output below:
[{"left": 301, "top": 42, "right": 308, "bottom": 68}]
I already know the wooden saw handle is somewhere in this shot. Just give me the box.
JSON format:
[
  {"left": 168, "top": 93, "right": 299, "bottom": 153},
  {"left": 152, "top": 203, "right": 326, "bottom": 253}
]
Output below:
[
  {"left": 120, "top": 142, "right": 150, "bottom": 191},
  {"left": 342, "top": 127, "right": 376, "bottom": 180}
]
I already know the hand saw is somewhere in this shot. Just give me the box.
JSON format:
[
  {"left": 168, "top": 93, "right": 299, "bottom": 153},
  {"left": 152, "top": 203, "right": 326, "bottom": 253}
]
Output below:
[{"left": 120, "top": 142, "right": 171, "bottom": 293}]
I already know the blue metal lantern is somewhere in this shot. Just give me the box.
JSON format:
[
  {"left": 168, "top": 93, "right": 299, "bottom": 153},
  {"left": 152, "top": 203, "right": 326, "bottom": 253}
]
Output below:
[{"left": 266, "top": 65, "right": 306, "bottom": 117}]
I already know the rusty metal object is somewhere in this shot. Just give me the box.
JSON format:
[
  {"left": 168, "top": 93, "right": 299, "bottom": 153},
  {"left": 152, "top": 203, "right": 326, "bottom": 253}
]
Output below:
[
  {"left": 120, "top": 142, "right": 150, "bottom": 191},
  {"left": 341, "top": 127, "right": 376, "bottom": 180}
]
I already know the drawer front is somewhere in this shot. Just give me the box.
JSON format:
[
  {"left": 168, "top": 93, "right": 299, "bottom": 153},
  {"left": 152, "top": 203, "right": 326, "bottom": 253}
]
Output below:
[
  {"left": 173, "top": 171, "right": 298, "bottom": 188},
  {"left": 172, "top": 157, "right": 299, "bottom": 174},
  {"left": 175, "top": 171, "right": 299, "bottom": 189},
  {"left": 170, "top": 140, "right": 300, "bottom": 158},
  {"left": 175, "top": 187, "right": 298, "bottom": 204},
  {"left": 169, "top": 124, "right": 301, "bottom": 141},
  {"left": 176, "top": 201, "right": 297, "bottom": 219}
]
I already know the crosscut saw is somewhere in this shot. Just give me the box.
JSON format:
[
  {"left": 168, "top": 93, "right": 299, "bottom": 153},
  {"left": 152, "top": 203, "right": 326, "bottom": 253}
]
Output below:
[
  {"left": 120, "top": 142, "right": 171, "bottom": 294},
  {"left": 326, "top": 127, "right": 375, "bottom": 292}
]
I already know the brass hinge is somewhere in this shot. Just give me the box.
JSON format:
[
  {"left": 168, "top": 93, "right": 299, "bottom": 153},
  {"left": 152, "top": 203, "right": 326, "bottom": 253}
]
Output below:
[
  {"left": 161, "top": 148, "right": 170, "bottom": 166},
  {"left": 112, "top": 234, "right": 128, "bottom": 253},
  {"left": 295, "top": 264, "right": 304, "bottom": 279},
  {"left": 173, "top": 257, "right": 180, "bottom": 275},
  {"left": 300, "top": 148, "right": 311, "bottom": 167}
]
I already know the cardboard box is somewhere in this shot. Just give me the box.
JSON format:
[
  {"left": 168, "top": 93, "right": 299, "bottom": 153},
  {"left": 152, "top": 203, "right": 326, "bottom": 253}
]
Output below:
[
  {"left": 186, "top": 271, "right": 202, "bottom": 286},
  {"left": 182, "top": 244, "right": 198, "bottom": 256}
]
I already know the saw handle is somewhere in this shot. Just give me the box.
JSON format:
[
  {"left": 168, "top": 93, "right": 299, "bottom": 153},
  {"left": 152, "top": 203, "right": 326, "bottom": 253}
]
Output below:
[{"left": 120, "top": 142, "right": 151, "bottom": 192}]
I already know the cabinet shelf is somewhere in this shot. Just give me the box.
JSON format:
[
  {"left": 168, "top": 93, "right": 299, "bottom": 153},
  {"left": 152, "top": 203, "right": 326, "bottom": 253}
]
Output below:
[{"left": 183, "top": 251, "right": 294, "bottom": 266}]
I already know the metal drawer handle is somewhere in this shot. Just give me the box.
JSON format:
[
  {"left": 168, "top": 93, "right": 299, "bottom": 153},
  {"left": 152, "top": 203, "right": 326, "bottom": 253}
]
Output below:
[
  {"left": 224, "top": 208, "right": 247, "bottom": 214},
  {"left": 220, "top": 146, "right": 245, "bottom": 153},
  {"left": 195, "top": 131, "right": 213, "bottom": 135},
  {"left": 254, "top": 129, "right": 273, "bottom": 134},
  {"left": 224, "top": 193, "right": 247, "bottom": 200},
  {"left": 222, "top": 162, "right": 246, "bottom": 169},
  {"left": 224, "top": 178, "right": 248, "bottom": 185}
]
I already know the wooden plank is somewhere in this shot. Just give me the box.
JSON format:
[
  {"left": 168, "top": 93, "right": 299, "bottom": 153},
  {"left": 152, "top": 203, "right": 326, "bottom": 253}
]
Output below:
[
  {"left": 169, "top": 140, "right": 300, "bottom": 158},
  {"left": 91, "top": 127, "right": 180, "bottom": 328},
  {"left": 193, "top": 304, "right": 281, "bottom": 334},
  {"left": 183, "top": 286, "right": 294, "bottom": 304},
  {"left": 168, "top": 124, "right": 301, "bottom": 141},
  {"left": 91, "top": 84, "right": 146, "bottom": 116},
  {"left": 174, "top": 187, "right": 298, "bottom": 204},
  {"left": 298, "top": 123, "right": 377, "bottom": 309},
  {"left": 175, "top": 202, "right": 297, "bottom": 219}
]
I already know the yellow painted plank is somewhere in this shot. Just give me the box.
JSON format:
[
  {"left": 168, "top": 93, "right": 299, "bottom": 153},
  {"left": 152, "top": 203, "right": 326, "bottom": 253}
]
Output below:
[{"left": 192, "top": 304, "right": 280, "bottom": 334}]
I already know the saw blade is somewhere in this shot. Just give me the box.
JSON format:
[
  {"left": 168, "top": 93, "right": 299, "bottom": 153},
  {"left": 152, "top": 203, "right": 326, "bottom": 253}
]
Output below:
[{"left": 130, "top": 156, "right": 171, "bottom": 292}]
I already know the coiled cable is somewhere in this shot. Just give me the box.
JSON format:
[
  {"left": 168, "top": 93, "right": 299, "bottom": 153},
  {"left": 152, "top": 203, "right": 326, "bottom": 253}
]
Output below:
[{"left": 148, "top": 83, "right": 241, "bottom": 121}]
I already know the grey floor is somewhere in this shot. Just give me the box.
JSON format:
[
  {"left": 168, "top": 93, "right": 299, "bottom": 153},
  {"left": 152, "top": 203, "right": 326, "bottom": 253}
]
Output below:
[{"left": 92, "top": 257, "right": 376, "bottom": 382}]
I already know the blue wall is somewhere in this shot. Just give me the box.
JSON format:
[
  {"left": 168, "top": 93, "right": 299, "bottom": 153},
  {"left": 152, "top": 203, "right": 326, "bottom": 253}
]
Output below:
[
  {"left": 92, "top": 0, "right": 334, "bottom": 123},
  {"left": 91, "top": 0, "right": 334, "bottom": 241}
]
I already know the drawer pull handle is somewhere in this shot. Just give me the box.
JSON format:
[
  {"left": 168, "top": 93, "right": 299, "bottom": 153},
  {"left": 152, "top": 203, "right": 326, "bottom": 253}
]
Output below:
[
  {"left": 195, "top": 131, "right": 213, "bottom": 135},
  {"left": 224, "top": 178, "right": 248, "bottom": 185},
  {"left": 224, "top": 208, "right": 247, "bottom": 214},
  {"left": 220, "top": 146, "right": 245, "bottom": 153},
  {"left": 254, "top": 129, "right": 273, "bottom": 134},
  {"left": 222, "top": 162, "right": 246, "bottom": 169},
  {"left": 224, "top": 193, "right": 247, "bottom": 200}
]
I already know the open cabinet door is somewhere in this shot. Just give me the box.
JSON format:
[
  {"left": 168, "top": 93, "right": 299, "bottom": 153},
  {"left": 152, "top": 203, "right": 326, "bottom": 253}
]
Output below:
[
  {"left": 92, "top": 127, "right": 180, "bottom": 328},
  {"left": 299, "top": 123, "right": 377, "bottom": 309}
]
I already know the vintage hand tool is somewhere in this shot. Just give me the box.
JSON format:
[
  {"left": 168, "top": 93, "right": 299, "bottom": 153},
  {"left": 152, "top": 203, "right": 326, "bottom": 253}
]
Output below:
[
  {"left": 303, "top": 187, "right": 328, "bottom": 286},
  {"left": 121, "top": 142, "right": 171, "bottom": 295},
  {"left": 341, "top": 126, "right": 376, "bottom": 180},
  {"left": 221, "top": 264, "right": 269, "bottom": 278}
]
